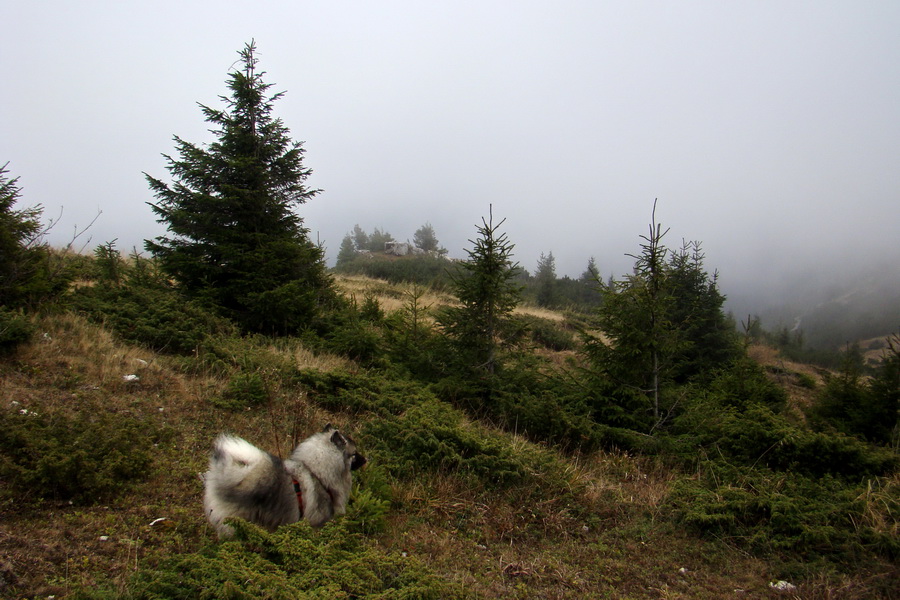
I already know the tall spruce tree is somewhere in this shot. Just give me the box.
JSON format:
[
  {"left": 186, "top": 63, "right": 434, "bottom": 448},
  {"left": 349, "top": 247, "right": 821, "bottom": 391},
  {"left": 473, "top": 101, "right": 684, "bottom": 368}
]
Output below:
[
  {"left": 584, "top": 201, "right": 737, "bottom": 431},
  {"left": 145, "top": 41, "right": 332, "bottom": 333},
  {"left": 585, "top": 201, "right": 677, "bottom": 428},
  {"left": 438, "top": 207, "right": 524, "bottom": 378},
  {"left": 534, "top": 251, "right": 558, "bottom": 308}
]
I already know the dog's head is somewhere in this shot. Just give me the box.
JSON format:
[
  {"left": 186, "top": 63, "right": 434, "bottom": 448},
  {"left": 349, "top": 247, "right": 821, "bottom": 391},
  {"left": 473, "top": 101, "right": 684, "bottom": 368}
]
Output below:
[{"left": 323, "top": 424, "right": 367, "bottom": 471}]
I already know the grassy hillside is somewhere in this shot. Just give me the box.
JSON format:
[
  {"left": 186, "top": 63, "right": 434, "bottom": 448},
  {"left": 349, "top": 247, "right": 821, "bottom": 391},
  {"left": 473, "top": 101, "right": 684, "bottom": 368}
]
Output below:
[{"left": 0, "top": 275, "right": 897, "bottom": 599}]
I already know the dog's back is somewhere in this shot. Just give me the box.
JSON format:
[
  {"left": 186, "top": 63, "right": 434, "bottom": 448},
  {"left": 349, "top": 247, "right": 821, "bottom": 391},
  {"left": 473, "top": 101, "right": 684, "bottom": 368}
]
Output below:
[{"left": 203, "top": 434, "right": 300, "bottom": 538}]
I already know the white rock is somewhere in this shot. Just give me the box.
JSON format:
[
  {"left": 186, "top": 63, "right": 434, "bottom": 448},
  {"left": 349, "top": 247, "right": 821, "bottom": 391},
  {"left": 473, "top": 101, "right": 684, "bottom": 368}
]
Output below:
[
  {"left": 123, "top": 374, "right": 140, "bottom": 382},
  {"left": 769, "top": 580, "right": 796, "bottom": 591}
]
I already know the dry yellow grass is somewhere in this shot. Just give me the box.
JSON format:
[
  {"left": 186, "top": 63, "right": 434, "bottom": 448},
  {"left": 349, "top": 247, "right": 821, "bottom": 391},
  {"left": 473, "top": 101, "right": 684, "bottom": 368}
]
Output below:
[
  {"left": 334, "top": 274, "right": 454, "bottom": 315},
  {"left": 513, "top": 304, "right": 566, "bottom": 321},
  {"left": 335, "top": 273, "right": 568, "bottom": 325},
  {"left": 747, "top": 343, "right": 826, "bottom": 415}
]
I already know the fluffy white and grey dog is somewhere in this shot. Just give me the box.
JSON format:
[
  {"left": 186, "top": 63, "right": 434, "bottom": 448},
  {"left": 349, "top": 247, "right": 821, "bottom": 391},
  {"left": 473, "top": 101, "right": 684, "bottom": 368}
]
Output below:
[{"left": 202, "top": 425, "right": 366, "bottom": 538}]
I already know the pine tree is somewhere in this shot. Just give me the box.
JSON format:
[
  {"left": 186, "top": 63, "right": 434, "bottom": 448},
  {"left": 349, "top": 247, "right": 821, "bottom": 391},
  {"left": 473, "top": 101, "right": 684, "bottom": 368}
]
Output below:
[
  {"left": 413, "top": 222, "right": 445, "bottom": 254},
  {"left": 584, "top": 201, "right": 678, "bottom": 429},
  {"left": 578, "top": 256, "right": 604, "bottom": 307},
  {"left": 336, "top": 234, "right": 357, "bottom": 268},
  {"left": 0, "top": 163, "right": 58, "bottom": 309},
  {"left": 145, "top": 41, "right": 333, "bottom": 333},
  {"left": 366, "top": 227, "right": 394, "bottom": 252},
  {"left": 534, "top": 251, "right": 558, "bottom": 308},
  {"left": 584, "top": 202, "right": 738, "bottom": 431},
  {"left": 351, "top": 224, "right": 369, "bottom": 251},
  {"left": 438, "top": 207, "right": 524, "bottom": 377},
  {"left": 666, "top": 240, "right": 738, "bottom": 382},
  {"left": 581, "top": 257, "right": 600, "bottom": 283}
]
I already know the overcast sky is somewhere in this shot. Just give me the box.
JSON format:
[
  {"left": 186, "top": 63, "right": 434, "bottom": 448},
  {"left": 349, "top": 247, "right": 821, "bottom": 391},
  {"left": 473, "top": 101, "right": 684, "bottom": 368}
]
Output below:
[{"left": 2, "top": 1, "right": 898, "bottom": 311}]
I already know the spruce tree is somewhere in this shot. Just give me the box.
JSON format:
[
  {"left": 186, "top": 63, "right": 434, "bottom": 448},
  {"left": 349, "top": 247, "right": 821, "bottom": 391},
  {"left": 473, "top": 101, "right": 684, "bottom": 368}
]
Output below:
[
  {"left": 366, "top": 227, "right": 394, "bottom": 252},
  {"left": 666, "top": 240, "right": 738, "bottom": 382},
  {"left": 351, "top": 225, "right": 369, "bottom": 251},
  {"left": 335, "top": 234, "right": 357, "bottom": 268},
  {"left": 145, "top": 41, "right": 333, "bottom": 333},
  {"left": 534, "top": 251, "right": 558, "bottom": 308},
  {"left": 438, "top": 207, "right": 524, "bottom": 378},
  {"left": 0, "top": 163, "right": 58, "bottom": 309},
  {"left": 584, "top": 201, "right": 738, "bottom": 431},
  {"left": 578, "top": 256, "right": 604, "bottom": 307},
  {"left": 413, "top": 222, "right": 445, "bottom": 254},
  {"left": 585, "top": 204, "right": 677, "bottom": 429}
]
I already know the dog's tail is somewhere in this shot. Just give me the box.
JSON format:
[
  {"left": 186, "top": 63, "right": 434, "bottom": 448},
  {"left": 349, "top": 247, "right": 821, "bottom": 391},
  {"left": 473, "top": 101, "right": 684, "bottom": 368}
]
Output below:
[
  {"left": 207, "top": 434, "right": 273, "bottom": 488},
  {"left": 212, "top": 434, "right": 266, "bottom": 465}
]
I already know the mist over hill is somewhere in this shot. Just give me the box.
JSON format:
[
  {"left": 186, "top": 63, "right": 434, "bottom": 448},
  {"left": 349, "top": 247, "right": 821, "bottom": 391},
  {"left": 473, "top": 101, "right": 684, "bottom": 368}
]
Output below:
[
  {"left": 722, "top": 257, "right": 900, "bottom": 350},
  {"left": 330, "top": 218, "right": 899, "bottom": 353}
]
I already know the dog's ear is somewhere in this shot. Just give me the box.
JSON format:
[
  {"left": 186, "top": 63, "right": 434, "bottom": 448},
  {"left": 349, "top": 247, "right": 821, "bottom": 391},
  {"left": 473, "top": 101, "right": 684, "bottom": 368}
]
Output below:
[
  {"left": 322, "top": 423, "right": 335, "bottom": 433},
  {"left": 330, "top": 430, "right": 347, "bottom": 449}
]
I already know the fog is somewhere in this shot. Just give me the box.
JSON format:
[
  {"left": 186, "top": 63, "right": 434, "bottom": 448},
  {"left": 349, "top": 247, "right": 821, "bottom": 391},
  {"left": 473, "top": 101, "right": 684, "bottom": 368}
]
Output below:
[{"left": 2, "top": 1, "right": 898, "bottom": 320}]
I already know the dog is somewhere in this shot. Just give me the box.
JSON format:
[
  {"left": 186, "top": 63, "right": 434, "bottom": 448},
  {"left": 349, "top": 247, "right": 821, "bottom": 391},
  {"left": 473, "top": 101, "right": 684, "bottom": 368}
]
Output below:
[{"left": 202, "top": 424, "right": 366, "bottom": 538}]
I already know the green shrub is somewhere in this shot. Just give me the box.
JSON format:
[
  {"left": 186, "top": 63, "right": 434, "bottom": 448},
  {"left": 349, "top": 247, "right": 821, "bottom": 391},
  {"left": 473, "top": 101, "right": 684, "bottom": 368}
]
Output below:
[
  {"left": 336, "top": 253, "right": 454, "bottom": 288},
  {"left": 726, "top": 405, "right": 891, "bottom": 478},
  {"left": 0, "top": 308, "right": 34, "bottom": 354},
  {"left": 492, "top": 388, "right": 602, "bottom": 451},
  {"left": 345, "top": 487, "right": 391, "bottom": 535},
  {"left": 675, "top": 394, "right": 896, "bottom": 480},
  {"left": 520, "top": 314, "right": 576, "bottom": 351},
  {"left": 293, "top": 369, "right": 432, "bottom": 417},
  {"left": 212, "top": 371, "right": 270, "bottom": 410},
  {"left": 670, "top": 465, "right": 899, "bottom": 568},
  {"left": 705, "top": 356, "right": 788, "bottom": 412},
  {"left": 72, "top": 284, "right": 234, "bottom": 354},
  {"left": 808, "top": 343, "right": 899, "bottom": 445},
  {"left": 358, "top": 293, "right": 384, "bottom": 322},
  {"left": 173, "top": 332, "right": 294, "bottom": 378},
  {"left": 380, "top": 292, "right": 447, "bottom": 380},
  {"left": 796, "top": 372, "right": 817, "bottom": 389},
  {"left": 112, "top": 516, "right": 457, "bottom": 599},
  {"left": 324, "top": 319, "right": 383, "bottom": 365},
  {"left": 362, "top": 399, "right": 527, "bottom": 487},
  {"left": 0, "top": 407, "right": 160, "bottom": 504}
]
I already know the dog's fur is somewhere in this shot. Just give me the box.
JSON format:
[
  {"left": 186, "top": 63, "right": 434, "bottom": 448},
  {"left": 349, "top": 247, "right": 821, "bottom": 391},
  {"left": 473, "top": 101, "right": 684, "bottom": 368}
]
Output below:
[{"left": 202, "top": 425, "right": 366, "bottom": 538}]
